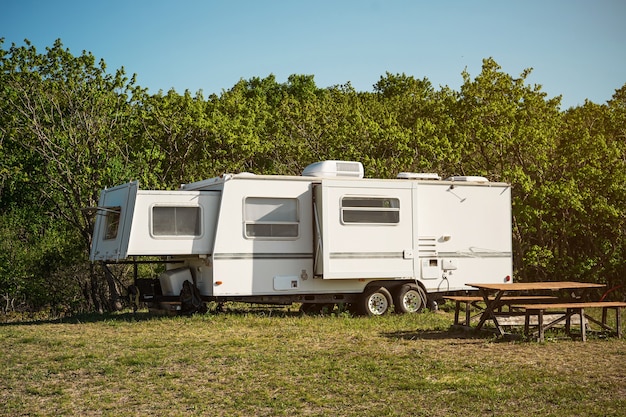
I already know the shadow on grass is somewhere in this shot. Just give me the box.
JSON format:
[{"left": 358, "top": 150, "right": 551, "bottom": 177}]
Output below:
[
  {"left": 383, "top": 326, "right": 518, "bottom": 342},
  {"left": 0, "top": 310, "right": 162, "bottom": 326},
  {"left": 0, "top": 303, "right": 315, "bottom": 326}
]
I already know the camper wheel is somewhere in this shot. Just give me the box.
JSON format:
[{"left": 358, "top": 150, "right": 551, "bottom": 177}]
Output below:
[
  {"left": 358, "top": 286, "right": 392, "bottom": 316},
  {"left": 392, "top": 283, "right": 426, "bottom": 314}
]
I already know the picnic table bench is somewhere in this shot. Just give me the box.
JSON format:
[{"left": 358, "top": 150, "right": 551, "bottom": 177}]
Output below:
[
  {"left": 513, "top": 301, "right": 626, "bottom": 342},
  {"left": 444, "top": 295, "right": 558, "bottom": 327},
  {"left": 463, "top": 282, "right": 606, "bottom": 338}
]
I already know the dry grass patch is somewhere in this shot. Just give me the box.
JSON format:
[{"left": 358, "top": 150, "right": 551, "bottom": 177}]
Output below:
[{"left": 1, "top": 308, "right": 624, "bottom": 416}]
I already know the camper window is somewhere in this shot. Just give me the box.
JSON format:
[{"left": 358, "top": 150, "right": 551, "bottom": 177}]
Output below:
[
  {"left": 152, "top": 206, "right": 201, "bottom": 236},
  {"left": 341, "top": 197, "right": 400, "bottom": 224},
  {"left": 244, "top": 197, "right": 299, "bottom": 239},
  {"left": 104, "top": 207, "right": 121, "bottom": 240}
]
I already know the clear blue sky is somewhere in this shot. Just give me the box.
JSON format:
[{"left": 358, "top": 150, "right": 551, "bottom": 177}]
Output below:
[{"left": 2, "top": 0, "right": 625, "bottom": 109}]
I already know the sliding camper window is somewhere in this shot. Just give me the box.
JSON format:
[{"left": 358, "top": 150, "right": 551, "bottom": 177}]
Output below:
[
  {"left": 244, "top": 197, "right": 299, "bottom": 239},
  {"left": 152, "top": 206, "right": 201, "bottom": 237},
  {"left": 104, "top": 207, "right": 121, "bottom": 240},
  {"left": 341, "top": 196, "right": 400, "bottom": 224}
]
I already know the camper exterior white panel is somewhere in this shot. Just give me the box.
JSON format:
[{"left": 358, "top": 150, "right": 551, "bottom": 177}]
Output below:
[
  {"left": 415, "top": 182, "right": 512, "bottom": 290},
  {"left": 318, "top": 179, "right": 415, "bottom": 279},
  {"left": 126, "top": 190, "right": 220, "bottom": 256},
  {"left": 210, "top": 178, "right": 315, "bottom": 296},
  {"left": 206, "top": 176, "right": 385, "bottom": 297},
  {"left": 203, "top": 258, "right": 373, "bottom": 297}
]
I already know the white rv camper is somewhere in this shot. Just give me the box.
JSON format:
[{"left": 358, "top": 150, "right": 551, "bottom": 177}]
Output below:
[{"left": 90, "top": 161, "right": 513, "bottom": 315}]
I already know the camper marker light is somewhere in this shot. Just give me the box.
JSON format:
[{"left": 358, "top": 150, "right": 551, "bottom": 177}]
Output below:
[
  {"left": 505, "top": 276, "right": 511, "bottom": 282},
  {"left": 215, "top": 281, "right": 223, "bottom": 286}
]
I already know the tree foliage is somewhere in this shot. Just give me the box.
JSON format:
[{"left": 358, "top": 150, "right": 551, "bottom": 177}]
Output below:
[
  {"left": 1, "top": 39, "right": 625, "bottom": 313},
  {"left": 0, "top": 39, "right": 146, "bottom": 312}
]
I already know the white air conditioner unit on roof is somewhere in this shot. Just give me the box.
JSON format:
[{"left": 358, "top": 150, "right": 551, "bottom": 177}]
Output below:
[{"left": 302, "top": 161, "right": 364, "bottom": 178}]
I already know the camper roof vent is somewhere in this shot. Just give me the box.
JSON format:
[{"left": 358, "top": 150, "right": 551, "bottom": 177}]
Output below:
[
  {"left": 397, "top": 172, "right": 441, "bottom": 180},
  {"left": 302, "top": 161, "right": 364, "bottom": 178},
  {"left": 445, "top": 176, "right": 489, "bottom": 183}
]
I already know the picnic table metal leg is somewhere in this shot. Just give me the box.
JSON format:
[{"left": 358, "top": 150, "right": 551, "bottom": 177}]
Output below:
[
  {"left": 454, "top": 301, "right": 460, "bottom": 325},
  {"left": 599, "top": 306, "right": 622, "bottom": 338},
  {"left": 474, "top": 291, "right": 490, "bottom": 331},
  {"left": 579, "top": 308, "right": 586, "bottom": 342},
  {"left": 583, "top": 307, "right": 626, "bottom": 338},
  {"left": 537, "top": 309, "right": 544, "bottom": 342},
  {"left": 475, "top": 289, "right": 506, "bottom": 336},
  {"left": 524, "top": 310, "right": 531, "bottom": 338}
]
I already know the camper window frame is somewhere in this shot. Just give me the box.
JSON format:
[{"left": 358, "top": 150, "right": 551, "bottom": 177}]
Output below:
[
  {"left": 340, "top": 196, "right": 400, "bottom": 224},
  {"left": 150, "top": 205, "right": 203, "bottom": 238},
  {"left": 243, "top": 197, "right": 300, "bottom": 240}
]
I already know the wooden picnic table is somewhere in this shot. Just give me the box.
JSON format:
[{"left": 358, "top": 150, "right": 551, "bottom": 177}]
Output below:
[
  {"left": 466, "top": 281, "right": 605, "bottom": 337},
  {"left": 443, "top": 295, "right": 558, "bottom": 327},
  {"left": 514, "top": 301, "right": 626, "bottom": 342}
]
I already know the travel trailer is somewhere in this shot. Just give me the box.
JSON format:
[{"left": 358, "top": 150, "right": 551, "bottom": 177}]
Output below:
[{"left": 90, "top": 161, "right": 513, "bottom": 315}]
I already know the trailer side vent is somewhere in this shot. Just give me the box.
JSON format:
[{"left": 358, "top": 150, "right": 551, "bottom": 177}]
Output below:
[{"left": 302, "top": 161, "right": 364, "bottom": 178}]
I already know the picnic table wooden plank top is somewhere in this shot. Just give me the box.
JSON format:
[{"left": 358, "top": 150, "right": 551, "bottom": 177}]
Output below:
[{"left": 466, "top": 281, "right": 605, "bottom": 291}]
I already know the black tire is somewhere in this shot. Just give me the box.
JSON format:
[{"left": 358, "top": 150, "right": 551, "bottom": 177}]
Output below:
[
  {"left": 358, "top": 286, "right": 392, "bottom": 316},
  {"left": 392, "top": 283, "right": 426, "bottom": 314}
]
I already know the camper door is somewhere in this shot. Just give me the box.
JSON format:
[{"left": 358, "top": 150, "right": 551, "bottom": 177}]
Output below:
[
  {"left": 90, "top": 181, "right": 138, "bottom": 261},
  {"left": 313, "top": 180, "right": 415, "bottom": 279}
]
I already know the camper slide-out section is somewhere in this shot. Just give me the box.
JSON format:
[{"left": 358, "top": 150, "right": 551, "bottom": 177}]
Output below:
[{"left": 90, "top": 182, "right": 220, "bottom": 261}]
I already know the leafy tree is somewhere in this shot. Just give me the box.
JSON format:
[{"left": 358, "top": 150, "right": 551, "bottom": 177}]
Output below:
[
  {"left": 2, "top": 36, "right": 625, "bottom": 315},
  {"left": 138, "top": 89, "right": 211, "bottom": 187},
  {"left": 371, "top": 72, "right": 457, "bottom": 176},
  {"left": 0, "top": 39, "right": 146, "bottom": 311},
  {"left": 199, "top": 77, "right": 277, "bottom": 175},
  {"left": 451, "top": 58, "right": 563, "bottom": 281},
  {"left": 550, "top": 90, "right": 626, "bottom": 288}
]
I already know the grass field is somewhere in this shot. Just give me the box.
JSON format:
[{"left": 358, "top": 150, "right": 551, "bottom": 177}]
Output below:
[{"left": 1, "top": 305, "right": 625, "bottom": 416}]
